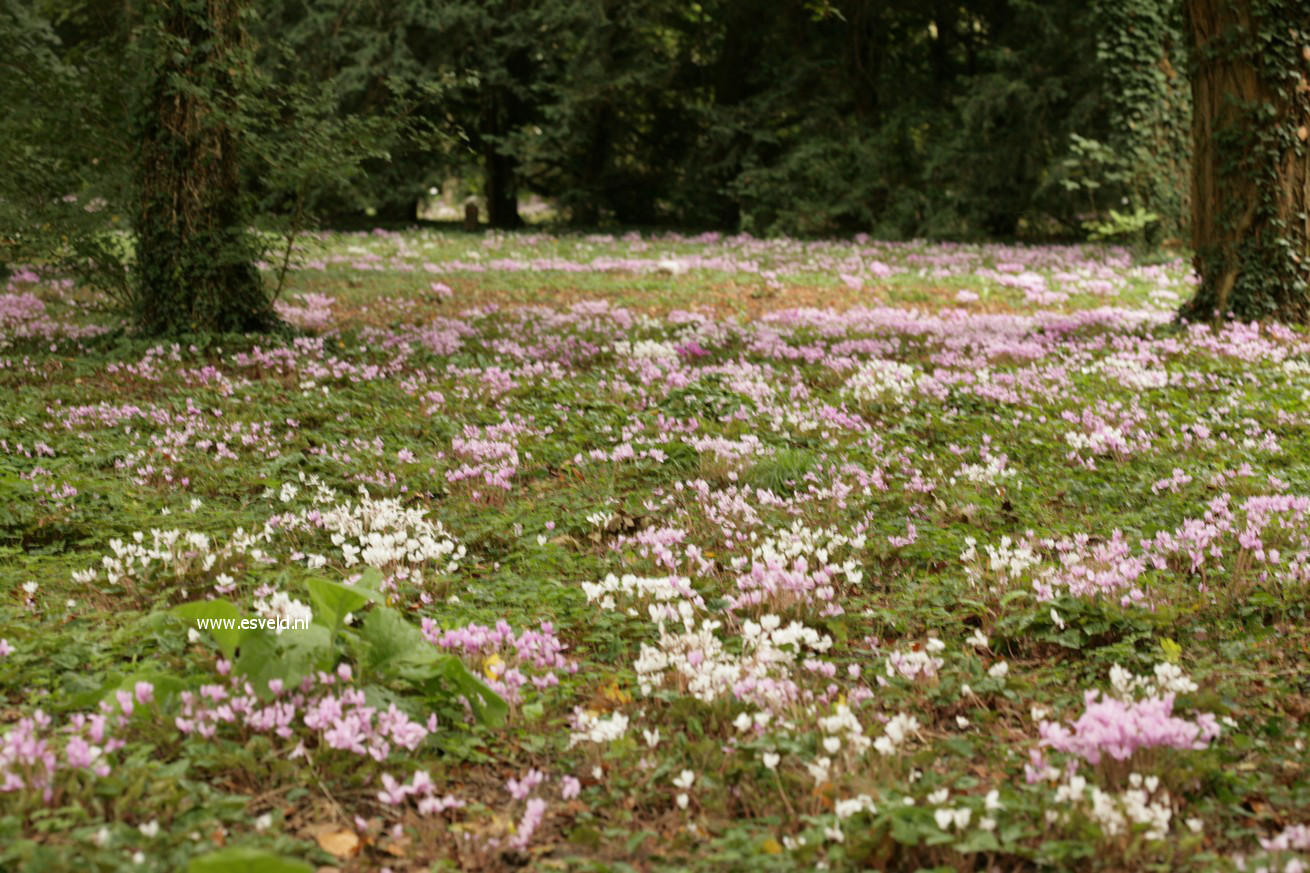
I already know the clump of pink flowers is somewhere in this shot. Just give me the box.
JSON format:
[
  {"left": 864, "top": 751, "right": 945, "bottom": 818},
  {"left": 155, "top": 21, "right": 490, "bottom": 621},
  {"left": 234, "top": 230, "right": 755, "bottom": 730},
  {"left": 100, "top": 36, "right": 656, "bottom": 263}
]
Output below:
[
  {"left": 273, "top": 292, "right": 336, "bottom": 331},
  {"left": 1, "top": 682, "right": 153, "bottom": 803},
  {"left": 422, "top": 619, "right": 577, "bottom": 705},
  {"left": 176, "top": 663, "right": 434, "bottom": 763},
  {"left": 1036, "top": 691, "right": 1220, "bottom": 768},
  {"left": 376, "top": 769, "right": 464, "bottom": 815}
]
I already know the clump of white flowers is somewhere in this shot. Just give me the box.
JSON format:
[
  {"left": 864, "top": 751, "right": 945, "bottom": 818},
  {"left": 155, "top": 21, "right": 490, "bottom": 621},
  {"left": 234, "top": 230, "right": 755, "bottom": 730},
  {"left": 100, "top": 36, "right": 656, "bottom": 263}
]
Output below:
[
  {"left": 874, "top": 712, "right": 921, "bottom": 756},
  {"left": 727, "top": 522, "right": 865, "bottom": 615},
  {"left": 253, "top": 591, "right": 314, "bottom": 633},
  {"left": 885, "top": 638, "right": 946, "bottom": 682},
  {"left": 1053, "top": 772, "right": 1174, "bottom": 841},
  {"left": 834, "top": 794, "right": 877, "bottom": 820},
  {"left": 613, "top": 339, "right": 680, "bottom": 363},
  {"left": 954, "top": 454, "right": 1021, "bottom": 489},
  {"left": 1084, "top": 353, "right": 1170, "bottom": 392},
  {"left": 567, "top": 709, "right": 629, "bottom": 747},
  {"left": 960, "top": 535, "right": 1042, "bottom": 590},
  {"left": 844, "top": 358, "right": 920, "bottom": 404},
  {"left": 83, "top": 526, "right": 275, "bottom": 594},
  {"left": 1109, "top": 662, "right": 1198, "bottom": 700},
  {"left": 817, "top": 702, "right": 872, "bottom": 759},
  {"left": 633, "top": 612, "right": 832, "bottom": 707},
  {"left": 741, "top": 522, "right": 866, "bottom": 580},
  {"left": 581, "top": 574, "right": 704, "bottom": 620},
  {"left": 283, "top": 487, "right": 466, "bottom": 587}
]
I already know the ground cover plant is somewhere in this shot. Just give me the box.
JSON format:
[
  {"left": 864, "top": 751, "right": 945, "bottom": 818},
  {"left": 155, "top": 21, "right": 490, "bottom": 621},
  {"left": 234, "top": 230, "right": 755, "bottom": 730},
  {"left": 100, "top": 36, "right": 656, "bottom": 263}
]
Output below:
[{"left": 2, "top": 231, "right": 1309, "bottom": 872}]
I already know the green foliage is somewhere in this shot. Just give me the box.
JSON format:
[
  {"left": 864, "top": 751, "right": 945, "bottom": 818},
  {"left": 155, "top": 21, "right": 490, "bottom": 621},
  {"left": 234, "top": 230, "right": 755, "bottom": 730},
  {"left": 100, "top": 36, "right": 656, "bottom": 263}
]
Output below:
[
  {"left": 172, "top": 600, "right": 246, "bottom": 660},
  {"left": 188, "top": 847, "right": 313, "bottom": 873},
  {"left": 166, "top": 575, "right": 508, "bottom": 721},
  {"left": 256, "top": 0, "right": 1195, "bottom": 240},
  {"left": 1083, "top": 206, "right": 1163, "bottom": 243},
  {"left": 1, "top": 0, "right": 1199, "bottom": 248},
  {"left": 303, "top": 568, "right": 386, "bottom": 633},
  {"left": 6, "top": 232, "right": 1310, "bottom": 866},
  {"left": 1081, "top": 0, "right": 1191, "bottom": 244},
  {"left": 0, "top": 0, "right": 133, "bottom": 296},
  {"left": 0, "top": 0, "right": 427, "bottom": 335},
  {"left": 356, "top": 606, "right": 509, "bottom": 726}
]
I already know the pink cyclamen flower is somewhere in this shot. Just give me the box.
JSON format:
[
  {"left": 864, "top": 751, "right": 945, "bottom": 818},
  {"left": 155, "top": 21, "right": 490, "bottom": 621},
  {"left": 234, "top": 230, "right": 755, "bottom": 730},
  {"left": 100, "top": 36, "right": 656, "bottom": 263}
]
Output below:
[{"left": 1039, "top": 691, "right": 1220, "bottom": 765}]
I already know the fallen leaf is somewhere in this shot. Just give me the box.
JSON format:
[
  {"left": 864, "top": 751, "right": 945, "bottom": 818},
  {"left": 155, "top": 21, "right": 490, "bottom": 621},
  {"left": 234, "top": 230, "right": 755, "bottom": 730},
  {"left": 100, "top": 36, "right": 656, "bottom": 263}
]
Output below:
[
  {"left": 599, "top": 677, "right": 632, "bottom": 705},
  {"left": 312, "top": 827, "right": 361, "bottom": 858}
]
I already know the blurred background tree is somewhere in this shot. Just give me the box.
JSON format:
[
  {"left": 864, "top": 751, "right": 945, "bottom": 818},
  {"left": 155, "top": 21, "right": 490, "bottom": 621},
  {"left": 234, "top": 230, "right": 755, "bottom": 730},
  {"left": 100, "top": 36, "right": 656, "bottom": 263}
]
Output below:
[
  {"left": 4, "top": 0, "right": 1304, "bottom": 329},
  {"left": 251, "top": 0, "right": 1195, "bottom": 237}
]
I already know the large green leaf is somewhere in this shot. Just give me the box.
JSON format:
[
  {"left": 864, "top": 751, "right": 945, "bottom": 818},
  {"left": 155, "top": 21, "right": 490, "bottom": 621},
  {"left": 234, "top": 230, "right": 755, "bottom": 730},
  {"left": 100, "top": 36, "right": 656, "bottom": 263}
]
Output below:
[
  {"left": 172, "top": 599, "right": 245, "bottom": 660},
  {"left": 187, "top": 847, "right": 312, "bottom": 873},
  {"left": 357, "top": 606, "right": 435, "bottom": 677},
  {"left": 432, "top": 653, "right": 509, "bottom": 727},
  {"left": 358, "top": 607, "right": 506, "bottom": 725},
  {"left": 305, "top": 569, "right": 385, "bottom": 632},
  {"left": 234, "top": 625, "right": 333, "bottom": 695}
]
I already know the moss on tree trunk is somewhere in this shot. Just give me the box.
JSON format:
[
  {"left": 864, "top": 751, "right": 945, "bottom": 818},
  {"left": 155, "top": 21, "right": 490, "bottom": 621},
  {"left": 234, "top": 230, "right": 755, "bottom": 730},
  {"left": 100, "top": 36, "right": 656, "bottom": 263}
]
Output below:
[{"left": 132, "top": 0, "right": 275, "bottom": 335}]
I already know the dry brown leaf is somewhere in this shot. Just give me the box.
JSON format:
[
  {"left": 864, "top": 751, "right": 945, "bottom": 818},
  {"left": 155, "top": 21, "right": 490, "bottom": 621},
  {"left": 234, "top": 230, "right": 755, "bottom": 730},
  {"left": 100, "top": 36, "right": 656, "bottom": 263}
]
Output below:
[{"left": 311, "top": 827, "right": 361, "bottom": 858}]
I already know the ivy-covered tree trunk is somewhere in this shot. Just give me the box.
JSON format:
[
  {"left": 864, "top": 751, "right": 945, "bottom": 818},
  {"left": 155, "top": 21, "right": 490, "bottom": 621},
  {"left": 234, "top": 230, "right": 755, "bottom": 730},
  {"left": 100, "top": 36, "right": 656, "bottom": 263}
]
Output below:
[
  {"left": 1094, "top": 0, "right": 1191, "bottom": 244},
  {"left": 1182, "top": 0, "right": 1310, "bottom": 322},
  {"left": 133, "top": 0, "right": 274, "bottom": 334}
]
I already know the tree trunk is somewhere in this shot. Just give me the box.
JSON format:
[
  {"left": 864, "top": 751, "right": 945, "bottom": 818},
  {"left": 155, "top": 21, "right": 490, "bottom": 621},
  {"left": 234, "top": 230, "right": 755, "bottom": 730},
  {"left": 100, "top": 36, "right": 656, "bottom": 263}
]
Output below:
[
  {"left": 483, "top": 139, "right": 522, "bottom": 230},
  {"left": 1182, "top": 0, "right": 1310, "bottom": 322},
  {"left": 133, "top": 0, "right": 274, "bottom": 335}
]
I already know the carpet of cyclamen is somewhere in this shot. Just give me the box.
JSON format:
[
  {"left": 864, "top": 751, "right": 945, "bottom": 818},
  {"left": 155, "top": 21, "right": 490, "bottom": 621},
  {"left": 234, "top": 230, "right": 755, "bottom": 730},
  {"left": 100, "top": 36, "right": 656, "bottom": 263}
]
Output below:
[{"left": 1, "top": 232, "right": 1308, "bottom": 871}]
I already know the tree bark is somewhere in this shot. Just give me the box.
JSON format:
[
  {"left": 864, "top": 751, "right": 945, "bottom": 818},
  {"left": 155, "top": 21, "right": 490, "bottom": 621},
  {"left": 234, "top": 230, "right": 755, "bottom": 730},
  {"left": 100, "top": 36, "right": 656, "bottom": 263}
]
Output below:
[
  {"left": 483, "top": 138, "right": 522, "bottom": 229},
  {"left": 1182, "top": 0, "right": 1310, "bottom": 322},
  {"left": 133, "top": 0, "right": 273, "bottom": 334}
]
